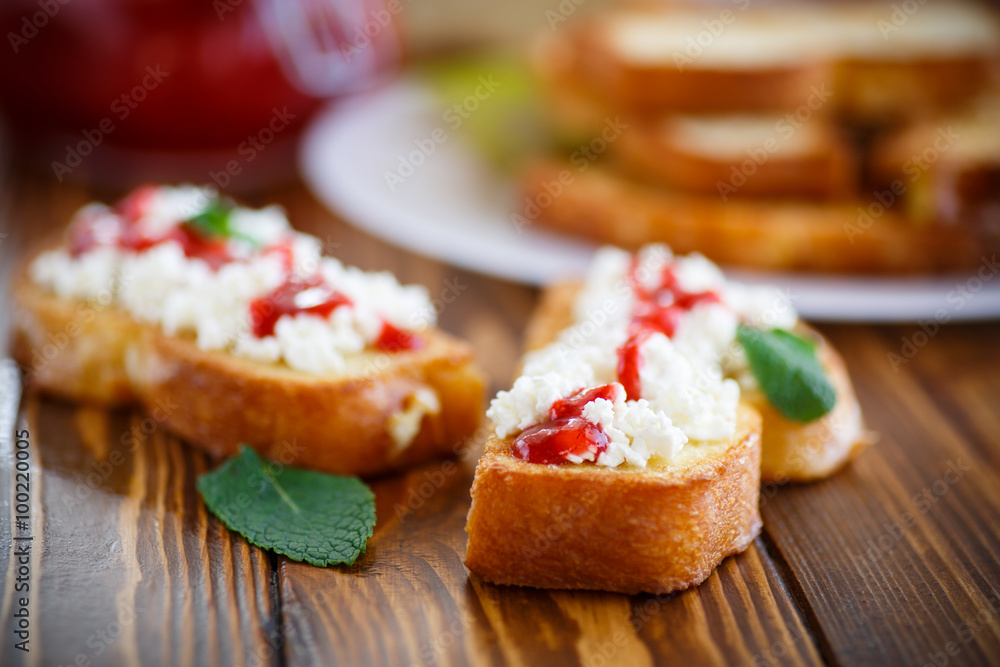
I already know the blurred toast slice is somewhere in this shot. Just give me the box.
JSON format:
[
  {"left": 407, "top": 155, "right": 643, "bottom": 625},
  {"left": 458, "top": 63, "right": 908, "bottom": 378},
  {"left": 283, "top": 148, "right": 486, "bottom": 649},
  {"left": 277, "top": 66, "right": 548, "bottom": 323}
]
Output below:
[
  {"left": 613, "top": 115, "right": 856, "bottom": 200},
  {"left": 11, "top": 275, "right": 140, "bottom": 405},
  {"left": 871, "top": 93, "right": 1000, "bottom": 230},
  {"left": 520, "top": 159, "right": 989, "bottom": 274},
  {"left": 574, "top": 8, "right": 830, "bottom": 114},
  {"left": 564, "top": 2, "right": 999, "bottom": 121}
]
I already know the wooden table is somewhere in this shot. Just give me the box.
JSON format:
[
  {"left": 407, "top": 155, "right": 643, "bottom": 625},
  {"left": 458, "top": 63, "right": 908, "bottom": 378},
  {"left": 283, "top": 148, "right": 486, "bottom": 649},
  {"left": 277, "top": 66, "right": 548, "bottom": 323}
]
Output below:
[{"left": 1, "top": 174, "right": 999, "bottom": 667}]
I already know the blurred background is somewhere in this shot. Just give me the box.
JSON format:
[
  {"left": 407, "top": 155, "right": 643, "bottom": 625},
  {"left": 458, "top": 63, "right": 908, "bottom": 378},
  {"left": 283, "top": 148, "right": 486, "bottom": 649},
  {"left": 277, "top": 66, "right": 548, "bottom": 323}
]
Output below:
[{"left": 0, "top": 0, "right": 998, "bottom": 311}]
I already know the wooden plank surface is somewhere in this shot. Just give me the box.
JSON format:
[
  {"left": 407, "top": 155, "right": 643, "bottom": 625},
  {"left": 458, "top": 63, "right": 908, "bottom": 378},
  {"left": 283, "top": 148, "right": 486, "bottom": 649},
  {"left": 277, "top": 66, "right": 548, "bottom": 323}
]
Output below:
[{"left": 0, "top": 174, "right": 999, "bottom": 666}]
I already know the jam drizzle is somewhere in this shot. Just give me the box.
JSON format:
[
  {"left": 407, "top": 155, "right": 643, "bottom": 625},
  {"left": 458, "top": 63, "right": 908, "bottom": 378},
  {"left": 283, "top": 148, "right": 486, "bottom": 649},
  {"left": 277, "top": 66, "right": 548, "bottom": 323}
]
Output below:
[
  {"left": 513, "top": 256, "right": 725, "bottom": 464},
  {"left": 67, "top": 186, "right": 427, "bottom": 354},
  {"left": 616, "top": 260, "right": 720, "bottom": 400},
  {"left": 249, "top": 275, "right": 352, "bottom": 338},
  {"left": 512, "top": 385, "right": 618, "bottom": 464}
]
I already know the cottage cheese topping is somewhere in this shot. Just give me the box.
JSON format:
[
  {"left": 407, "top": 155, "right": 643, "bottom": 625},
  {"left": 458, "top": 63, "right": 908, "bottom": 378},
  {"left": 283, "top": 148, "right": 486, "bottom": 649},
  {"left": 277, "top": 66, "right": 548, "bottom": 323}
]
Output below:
[
  {"left": 488, "top": 244, "right": 798, "bottom": 469},
  {"left": 28, "top": 185, "right": 436, "bottom": 376}
]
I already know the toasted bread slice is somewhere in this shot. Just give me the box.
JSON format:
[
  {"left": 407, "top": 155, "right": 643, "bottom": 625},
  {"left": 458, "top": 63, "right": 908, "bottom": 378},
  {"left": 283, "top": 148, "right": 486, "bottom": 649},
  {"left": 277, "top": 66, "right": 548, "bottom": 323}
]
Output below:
[
  {"left": 828, "top": 2, "right": 1000, "bottom": 124},
  {"left": 524, "top": 282, "right": 868, "bottom": 482},
  {"left": 521, "top": 159, "right": 990, "bottom": 274},
  {"left": 568, "top": 3, "right": 999, "bottom": 120},
  {"left": 573, "top": 10, "right": 829, "bottom": 114},
  {"left": 613, "top": 115, "right": 856, "bottom": 200},
  {"left": 11, "top": 262, "right": 486, "bottom": 477},
  {"left": 11, "top": 275, "right": 140, "bottom": 405},
  {"left": 125, "top": 324, "right": 485, "bottom": 477},
  {"left": 465, "top": 403, "right": 762, "bottom": 595},
  {"left": 871, "top": 96, "right": 1000, "bottom": 228}
]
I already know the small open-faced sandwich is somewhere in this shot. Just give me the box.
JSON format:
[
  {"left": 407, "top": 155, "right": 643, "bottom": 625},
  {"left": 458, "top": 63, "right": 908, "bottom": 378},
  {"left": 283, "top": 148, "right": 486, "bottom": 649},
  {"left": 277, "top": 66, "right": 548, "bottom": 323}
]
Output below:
[
  {"left": 12, "top": 185, "right": 485, "bottom": 476},
  {"left": 465, "top": 245, "right": 869, "bottom": 594}
]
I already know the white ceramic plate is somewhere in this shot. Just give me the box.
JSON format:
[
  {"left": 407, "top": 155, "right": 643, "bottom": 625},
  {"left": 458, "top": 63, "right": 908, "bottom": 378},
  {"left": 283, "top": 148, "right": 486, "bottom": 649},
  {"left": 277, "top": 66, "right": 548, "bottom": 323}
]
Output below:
[{"left": 300, "top": 78, "right": 1000, "bottom": 322}]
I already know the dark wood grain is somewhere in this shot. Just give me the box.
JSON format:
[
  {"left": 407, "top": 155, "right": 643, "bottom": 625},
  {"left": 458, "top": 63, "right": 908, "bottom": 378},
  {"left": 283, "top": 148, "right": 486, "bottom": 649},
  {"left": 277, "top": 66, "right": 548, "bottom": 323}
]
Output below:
[
  {"left": 278, "top": 449, "right": 823, "bottom": 667},
  {"left": 760, "top": 324, "right": 1000, "bottom": 667},
  {"left": 0, "top": 395, "right": 278, "bottom": 666},
  {"left": 1, "top": 173, "right": 999, "bottom": 666}
]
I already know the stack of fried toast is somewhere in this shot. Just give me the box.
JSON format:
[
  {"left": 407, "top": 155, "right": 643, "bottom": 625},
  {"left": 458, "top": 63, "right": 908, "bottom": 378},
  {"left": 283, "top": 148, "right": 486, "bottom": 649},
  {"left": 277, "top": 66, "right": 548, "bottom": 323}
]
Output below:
[{"left": 523, "top": 0, "right": 1000, "bottom": 273}]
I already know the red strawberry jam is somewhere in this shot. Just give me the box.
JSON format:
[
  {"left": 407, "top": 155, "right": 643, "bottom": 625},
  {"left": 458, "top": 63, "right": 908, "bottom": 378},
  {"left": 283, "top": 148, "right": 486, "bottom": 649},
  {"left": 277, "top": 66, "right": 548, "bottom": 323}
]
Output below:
[
  {"left": 116, "top": 223, "right": 234, "bottom": 270},
  {"left": 113, "top": 184, "right": 158, "bottom": 223},
  {"left": 67, "top": 186, "right": 236, "bottom": 269},
  {"left": 375, "top": 321, "right": 424, "bottom": 352},
  {"left": 249, "top": 275, "right": 352, "bottom": 338},
  {"left": 512, "top": 384, "right": 618, "bottom": 464},
  {"left": 616, "top": 260, "right": 720, "bottom": 400}
]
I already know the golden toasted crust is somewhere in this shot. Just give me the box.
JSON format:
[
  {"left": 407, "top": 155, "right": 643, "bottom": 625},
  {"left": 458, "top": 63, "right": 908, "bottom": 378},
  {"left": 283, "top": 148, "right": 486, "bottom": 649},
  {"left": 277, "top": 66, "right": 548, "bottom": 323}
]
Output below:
[
  {"left": 522, "top": 160, "right": 990, "bottom": 274},
  {"left": 11, "top": 276, "right": 139, "bottom": 404},
  {"left": 127, "top": 326, "right": 485, "bottom": 477},
  {"left": 524, "top": 282, "right": 869, "bottom": 482},
  {"left": 465, "top": 405, "right": 762, "bottom": 595},
  {"left": 11, "top": 262, "right": 486, "bottom": 477}
]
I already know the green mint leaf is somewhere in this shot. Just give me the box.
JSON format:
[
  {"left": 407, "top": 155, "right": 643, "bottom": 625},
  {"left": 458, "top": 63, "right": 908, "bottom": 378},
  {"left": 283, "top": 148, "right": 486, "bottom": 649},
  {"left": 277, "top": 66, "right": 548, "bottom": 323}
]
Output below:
[
  {"left": 736, "top": 325, "right": 837, "bottom": 422},
  {"left": 197, "top": 445, "right": 376, "bottom": 566},
  {"left": 184, "top": 198, "right": 258, "bottom": 245}
]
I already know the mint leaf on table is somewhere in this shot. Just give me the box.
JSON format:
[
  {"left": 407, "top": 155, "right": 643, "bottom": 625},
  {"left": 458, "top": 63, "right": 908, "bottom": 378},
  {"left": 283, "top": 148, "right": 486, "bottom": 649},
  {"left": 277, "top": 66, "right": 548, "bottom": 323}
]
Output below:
[
  {"left": 197, "top": 445, "right": 376, "bottom": 566},
  {"left": 736, "top": 325, "right": 837, "bottom": 423}
]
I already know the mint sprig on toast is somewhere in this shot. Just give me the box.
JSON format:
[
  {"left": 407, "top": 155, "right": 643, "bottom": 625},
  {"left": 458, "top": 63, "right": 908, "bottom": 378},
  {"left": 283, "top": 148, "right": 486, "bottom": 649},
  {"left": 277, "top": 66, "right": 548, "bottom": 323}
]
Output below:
[{"left": 737, "top": 325, "right": 836, "bottom": 422}]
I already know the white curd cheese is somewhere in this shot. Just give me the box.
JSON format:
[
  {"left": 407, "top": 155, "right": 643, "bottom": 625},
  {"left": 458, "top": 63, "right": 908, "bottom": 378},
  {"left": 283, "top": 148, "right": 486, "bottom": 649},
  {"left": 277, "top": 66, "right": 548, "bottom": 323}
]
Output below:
[
  {"left": 28, "top": 185, "right": 436, "bottom": 378},
  {"left": 489, "top": 244, "right": 800, "bottom": 469}
]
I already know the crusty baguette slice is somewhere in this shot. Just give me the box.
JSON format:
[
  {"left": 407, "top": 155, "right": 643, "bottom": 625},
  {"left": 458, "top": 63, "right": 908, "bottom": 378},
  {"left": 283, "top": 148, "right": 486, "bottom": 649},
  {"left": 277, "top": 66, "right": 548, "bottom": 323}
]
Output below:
[
  {"left": 613, "top": 115, "right": 856, "bottom": 200},
  {"left": 11, "top": 275, "right": 140, "bottom": 405},
  {"left": 125, "top": 325, "right": 485, "bottom": 477},
  {"left": 11, "top": 263, "right": 487, "bottom": 477},
  {"left": 521, "top": 160, "right": 990, "bottom": 274},
  {"left": 523, "top": 282, "right": 869, "bottom": 482},
  {"left": 465, "top": 403, "right": 762, "bottom": 595}
]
